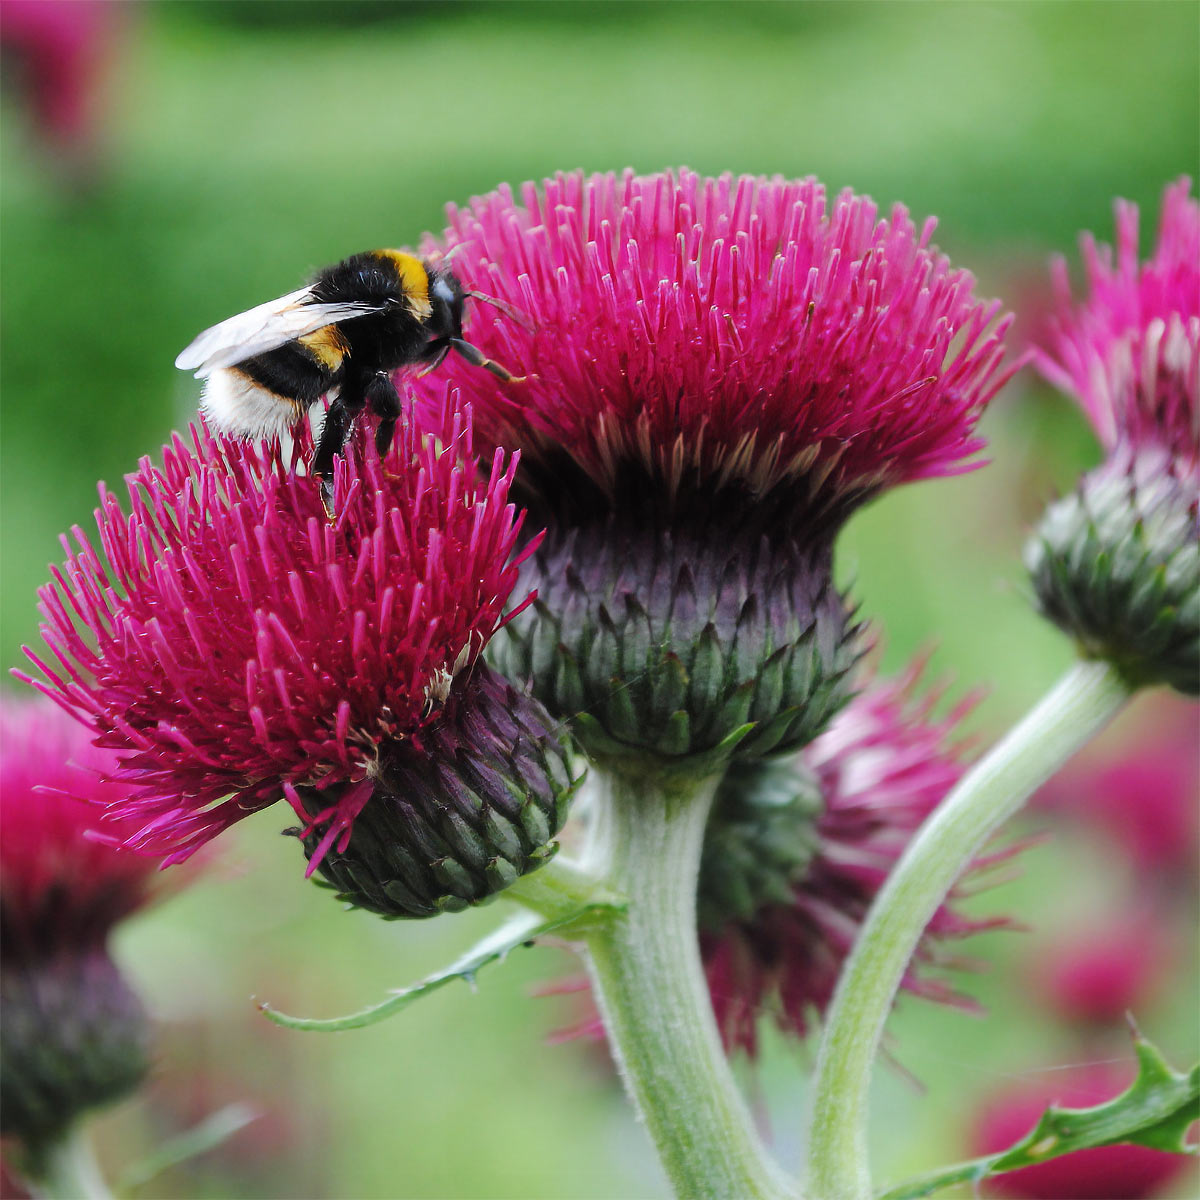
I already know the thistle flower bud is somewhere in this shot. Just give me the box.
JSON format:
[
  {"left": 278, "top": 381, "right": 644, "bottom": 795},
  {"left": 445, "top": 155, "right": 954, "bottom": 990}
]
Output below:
[
  {"left": 2, "top": 948, "right": 148, "bottom": 1151},
  {"left": 1031, "top": 180, "right": 1199, "bottom": 692},
  {"left": 492, "top": 497, "right": 857, "bottom": 771},
  {"left": 294, "top": 667, "right": 579, "bottom": 918},
  {"left": 697, "top": 660, "right": 1012, "bottom": 1054},
  {"left": 420, "top": 170, "right": 1015, "bottom": 773},
  {"left": 1025, "top": 448, "right": 1198, "bottom": 692}
]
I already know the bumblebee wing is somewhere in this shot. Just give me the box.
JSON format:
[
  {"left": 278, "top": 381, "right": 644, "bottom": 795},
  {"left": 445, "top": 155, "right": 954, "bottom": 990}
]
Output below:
[{"left": 175, "top": 287, "right": 384, "bottom": 377}]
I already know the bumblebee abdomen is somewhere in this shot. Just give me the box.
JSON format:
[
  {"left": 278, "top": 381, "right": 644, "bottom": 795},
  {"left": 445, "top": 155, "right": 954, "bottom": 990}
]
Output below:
[
  {"left": 201, "top": 342, "right": 341, "bottom": 439},
  {"left": 200, "top": 367, "right": 308, "bottom": 440},
  {"left": 239, "top": 343, "right": 340, "bottom": 405}
]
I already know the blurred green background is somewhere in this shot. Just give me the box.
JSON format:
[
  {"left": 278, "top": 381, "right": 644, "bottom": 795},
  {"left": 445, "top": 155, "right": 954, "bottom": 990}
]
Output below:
[{"left": 2, "top": 2, "right": 1197, "bottom": 1196}]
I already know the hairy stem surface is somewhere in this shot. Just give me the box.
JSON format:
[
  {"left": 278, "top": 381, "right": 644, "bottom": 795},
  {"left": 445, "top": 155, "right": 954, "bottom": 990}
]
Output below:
[
  {"left": 583, "top": 768, "right": 797, "bottom": 1200},
  {"left": 26, "top": 1126, "right": 111, "bottom": 1200}
]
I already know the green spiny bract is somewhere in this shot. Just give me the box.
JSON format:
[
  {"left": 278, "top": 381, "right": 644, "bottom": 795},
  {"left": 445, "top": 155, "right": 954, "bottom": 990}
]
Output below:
[
  {"left": 491, "top": 509, "right": 861, "bottom": 780},
  {"left": 1026, "top": 448, "right": 1198, "bottom": 694},
  {"left": 698, "top": 757, "right": 824, "bottom": 931},
  {"left": 296, "top": 667, "right": 583, "bottom": 918}
]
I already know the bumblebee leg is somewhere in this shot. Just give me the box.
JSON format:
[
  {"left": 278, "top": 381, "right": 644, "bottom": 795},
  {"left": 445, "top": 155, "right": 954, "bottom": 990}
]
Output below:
[
  {"left": 365, "top": 371, "right": 401, "bottom": 458},
  {"left": 448, "top": 338, "right": 526, "bottom": 384},
  {"left": 415, "top": 340, "right": 450, "bottom": 377},
  {"left": 311, "top": 392, "right": 359, "bottom": 519}
]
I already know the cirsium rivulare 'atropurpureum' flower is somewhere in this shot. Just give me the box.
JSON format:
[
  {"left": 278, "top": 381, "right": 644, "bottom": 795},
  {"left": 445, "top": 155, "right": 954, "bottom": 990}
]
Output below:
[
  {"left": 417, "top": 170, "right": 1017, "bottom": 770},
  {"left": 698, "top": 659, "right": 1014, "bottom": 1055},
  {"left": 1028, "top": 180, "right": 1199, "bottom": 693},
  {"left": 0, "top": 698, "right": 161, "bottom": 1154},
  {"left": 22, "top": 402, "right": 580, "bottom": 918}
]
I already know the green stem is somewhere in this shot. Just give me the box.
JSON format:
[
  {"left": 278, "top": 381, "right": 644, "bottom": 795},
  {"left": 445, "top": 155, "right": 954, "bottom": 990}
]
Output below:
[
  {"left": 26, "top": 1125, "right": 112, "bottom": 1200},
  {"left": 581, "top": 768, "right": 798, "bottom": 1200},
  {"left": 805, "top": 659, "right": 1133, "bottom": 1200}
]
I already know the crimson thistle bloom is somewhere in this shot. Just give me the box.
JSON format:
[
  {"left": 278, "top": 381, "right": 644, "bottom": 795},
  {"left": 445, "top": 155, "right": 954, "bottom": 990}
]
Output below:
[
  {"left": 1, "top": 697, "right": 160, "bottom": 1165},
  {"left": 1027, "top": 179, "right": 1199, "bottom": 693},
  {"left": 416, "top": 170, "right": 1016, "bottom": 771},
  {"left": 22, "top": 402, "right": 580, "bottom": 918}
]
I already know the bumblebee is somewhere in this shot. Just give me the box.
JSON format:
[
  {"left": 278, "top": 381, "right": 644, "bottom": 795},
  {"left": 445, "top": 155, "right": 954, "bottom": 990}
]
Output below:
[{"left": 176, "top": 249, "right": 523, "bottom": 509}]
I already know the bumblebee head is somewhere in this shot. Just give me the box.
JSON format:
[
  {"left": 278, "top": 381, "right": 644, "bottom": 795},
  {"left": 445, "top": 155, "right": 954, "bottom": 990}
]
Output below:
[{"left": 429, "top": 268, "right": 468, "bottom": 339}]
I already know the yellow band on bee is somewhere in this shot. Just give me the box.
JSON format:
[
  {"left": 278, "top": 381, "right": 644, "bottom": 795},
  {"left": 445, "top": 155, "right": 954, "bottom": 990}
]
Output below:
[
  {"left": 378, "top": 250, "right": 433, "bottom": 319},
  {"left": 297, "top": 323, "right": 350, "bottom": 371}
]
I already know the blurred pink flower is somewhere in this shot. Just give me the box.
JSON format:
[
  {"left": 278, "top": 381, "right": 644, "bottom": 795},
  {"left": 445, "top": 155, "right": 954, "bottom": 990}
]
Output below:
[
  {"left": 1033, "top": 697, "right": 1199, "bottom": 882},
  {"left": 971, "top": 1061, "right": 1195, "bottom": 1199},
  {"left": 0, "top": 695, "right": 180, "bottom": 1154},
  {"left": 1034, "top": 178, "right": 1199, "bottom": 479},
  {"left": 1026, "top": 911, "right": 1172, "bottom": 1028},
  {"left": 0, "top": 0, "right": 123, "bottom": 178},
  {"left": 0, "top": 695, "right": 162, "bottom": 954}
]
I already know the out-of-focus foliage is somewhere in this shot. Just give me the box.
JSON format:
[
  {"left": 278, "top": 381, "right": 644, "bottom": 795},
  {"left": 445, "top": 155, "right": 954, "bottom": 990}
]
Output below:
[{"left": 1, "top": 3, "right": 1196, "bottom": 1197}]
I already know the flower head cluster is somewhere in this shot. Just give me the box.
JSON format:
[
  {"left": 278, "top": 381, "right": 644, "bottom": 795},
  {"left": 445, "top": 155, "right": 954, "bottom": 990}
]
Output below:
[
  {"left": 423, "top": 169, "right": 1014, "bottom": 525},
  {"left": 1035, "top": 178, "right": 1199, "bottom": 477},
  {"left": 699, "top": 658, "right": 1011, "bottom": 1054},
  {"left": 416, "top": 171, "right": 1015, "bottom": 769},
  {"left": 24, "top": 402, "right": 576, "bottom": 914},
  {"left": 1, "top": 697, "right": 162, "bottom": 1152}
]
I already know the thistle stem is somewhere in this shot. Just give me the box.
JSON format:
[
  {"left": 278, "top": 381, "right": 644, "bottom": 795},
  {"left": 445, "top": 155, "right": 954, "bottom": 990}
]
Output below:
[
  {"left": 503, "top": 854, "right": 623, "bottom": 924},
  {"left": 581, "top": 768, "right": 798, "bottom": 1200},
  {"left": 26, "top": 1125, "right": 111, "bottom": 1200},
  {"left": 805, "top": 659, "right": 1133, "bottom": 1200}
]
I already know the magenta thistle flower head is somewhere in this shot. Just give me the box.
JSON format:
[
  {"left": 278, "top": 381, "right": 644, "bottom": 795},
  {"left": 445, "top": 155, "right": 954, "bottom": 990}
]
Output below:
[
  {"left": 23, "top": 401, "right": 580, "bottom": 918},
  {"left": 697, "top": 657, "right": 1014, "bottom": 1055},
  {"left": 417, "top": 170, "right": 1015, "bottom": 770},
  {"left": 1026, "top": 181, "right": 1199, "bottom": 694},
  {"left": 1, "top": 696, "right": 160, "bottom": 1157},
  {"left": 970, "top": 1062, "right": 1196, "bottom": 1199},
  {"left": 1035, "top": 178, "right": 1199, "bottom": 473}
]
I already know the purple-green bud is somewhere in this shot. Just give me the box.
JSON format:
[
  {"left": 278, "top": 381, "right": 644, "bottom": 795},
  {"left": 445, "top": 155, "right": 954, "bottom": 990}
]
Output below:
[
  {"left": 698, "top": 756, "right": 824, "bottom": 931},
  {"left": 1025, "top": 447, "right": 1198, "bottom": 695},
  {"left": 492, "top": 503, "right": 860, "bottom": 778},
  {"left": 1, "top": 947, "right": 149, "bottom": 1155},
  {"left": 296, "top": 666, "right": 581, "bottom": 919}
]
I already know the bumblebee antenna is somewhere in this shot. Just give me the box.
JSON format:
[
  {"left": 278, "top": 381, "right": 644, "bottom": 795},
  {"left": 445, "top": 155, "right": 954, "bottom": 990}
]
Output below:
[{"left": 465, "top": 290, "right": 536, "bottom": 332}]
